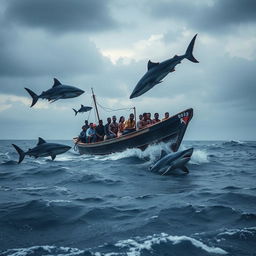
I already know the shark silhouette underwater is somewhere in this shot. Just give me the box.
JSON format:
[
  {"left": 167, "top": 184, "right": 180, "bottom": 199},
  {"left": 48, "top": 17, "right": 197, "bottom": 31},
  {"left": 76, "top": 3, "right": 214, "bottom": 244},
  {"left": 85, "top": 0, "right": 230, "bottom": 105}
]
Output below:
[{"left": 130, "top": 34, "right": 199, "bottom": 99}]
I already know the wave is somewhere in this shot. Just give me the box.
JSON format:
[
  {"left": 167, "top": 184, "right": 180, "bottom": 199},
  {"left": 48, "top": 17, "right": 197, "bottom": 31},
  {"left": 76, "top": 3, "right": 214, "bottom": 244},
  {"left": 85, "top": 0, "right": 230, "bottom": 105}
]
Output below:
[
  {"left": 97, "top": 142, "right": 172, "bottom": 162},
  {"left": 222, "top": 140, "right": 246, "bottom": 146},
  {"left": 190, "top": 149, "right": 209, "bottom": 164},
  {"left": 1, "top": 245, "right": 87, "bottom": 256},
  {"left": 0, "top": 199, "right": 85, "bottom": 229},
  {"left": 114, "top": 233, "right": 227, "bottom": 255},
  {"left": 96, "top": 142, "right": 210, "bottom": 167},
  {"left": 217, "top": 227, "right": 256, "bottom": 240},
  {"left": 0, "top": 232, "right": 228, "bottom": 256}
]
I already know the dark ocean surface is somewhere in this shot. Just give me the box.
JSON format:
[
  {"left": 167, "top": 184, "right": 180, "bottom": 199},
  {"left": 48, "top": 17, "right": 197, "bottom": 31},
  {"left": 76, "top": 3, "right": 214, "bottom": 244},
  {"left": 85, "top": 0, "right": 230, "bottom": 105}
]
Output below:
[{"left": 0, "top": 140, "right": 256, "bottom": 256}]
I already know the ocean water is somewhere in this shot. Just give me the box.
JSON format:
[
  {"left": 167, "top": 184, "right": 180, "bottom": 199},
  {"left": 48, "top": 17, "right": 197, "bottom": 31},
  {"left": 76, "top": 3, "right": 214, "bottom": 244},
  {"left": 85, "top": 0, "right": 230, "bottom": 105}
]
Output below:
[{"left": 0, "top": 140, "right": 256, "bottom": 256}]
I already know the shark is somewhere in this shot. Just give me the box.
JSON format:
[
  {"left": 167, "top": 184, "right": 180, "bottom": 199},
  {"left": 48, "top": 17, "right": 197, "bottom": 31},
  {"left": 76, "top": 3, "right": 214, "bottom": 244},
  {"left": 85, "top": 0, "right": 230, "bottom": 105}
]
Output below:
[
  {"left": 72, "top": 105, "right": 92, "bottom": 116},
  {"left": 25, "top": 78, "right": 85, "bottom": 107},
  {"left": 130, "top": 34, "right": 199, "bottom": 99},
  {"left": 12, "top": 137, "right": 71, "bottom": 163},
  {"left": 149, "top": 148, "right": 194, "bottom": 175}
]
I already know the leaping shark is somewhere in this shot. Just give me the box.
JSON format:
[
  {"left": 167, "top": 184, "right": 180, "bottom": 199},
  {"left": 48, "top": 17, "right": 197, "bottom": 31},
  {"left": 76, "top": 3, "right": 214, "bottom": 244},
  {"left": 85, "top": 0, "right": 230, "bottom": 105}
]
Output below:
[
  {"left": 25, "top": 78, "right": 85, "bottom": 107},
  {"left": 130, "top": 34, "right": 199, "bottom": 99},
  {"left": 72, "top": 105, "right": 92, "bottom": 116},
  {"left": 12, "top": 138, "right": 71, "bottom": 164},
  {"left": 149, "top": 148, "right": 193, "bottom": 175}
]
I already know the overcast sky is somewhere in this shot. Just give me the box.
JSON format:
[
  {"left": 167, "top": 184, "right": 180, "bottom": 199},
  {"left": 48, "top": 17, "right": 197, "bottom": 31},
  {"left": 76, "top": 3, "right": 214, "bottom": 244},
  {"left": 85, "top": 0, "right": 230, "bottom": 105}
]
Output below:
[{"left": 0, "top": 0, "right": 255, "bottom": 140}]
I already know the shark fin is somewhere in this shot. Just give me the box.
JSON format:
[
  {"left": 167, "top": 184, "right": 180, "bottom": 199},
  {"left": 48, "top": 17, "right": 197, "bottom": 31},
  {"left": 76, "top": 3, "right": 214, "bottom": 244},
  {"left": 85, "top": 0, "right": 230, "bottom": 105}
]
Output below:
[
  {"left": 185, "top": 34, "right": 199, "bottom": 63},
  {"left": 81, "top": 104, "right": 84, "bottom": 107},
  {"left": 24, "top": 88, "right": 39, "bottom": 107},
  {"left": 37, "top": 137, "right": 46, "bottom": 145},
  {"left": 72, "top": 108, "right": 78, "bottom": 116},
  {"left": 161, "top": 166, "right": 172, "bottom": 176},
  {"left": 53, "top": 78, "right": 62, "bottom": 87},
  {"left": 51, "top": 154, "right": 56, "bottom": 161},
  {"left": 181, "top": 166, "right": 189, "bottom": 173},
  {"left": 147, "top": 60, "right": 159, "bottom": 70},
  {"left": 12, "top": 144, "right": 26, "bottom": 164},
  {"left": 160, "top": 150, "right": 168, "bottom": 159}
]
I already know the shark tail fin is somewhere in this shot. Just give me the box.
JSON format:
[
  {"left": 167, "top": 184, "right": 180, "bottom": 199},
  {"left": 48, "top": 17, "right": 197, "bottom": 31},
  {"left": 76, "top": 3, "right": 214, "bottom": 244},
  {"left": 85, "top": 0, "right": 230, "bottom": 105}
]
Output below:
[
  {"left": 72, "top": 108, "right": 78, "bottom": 116},
  {"left": 185, "top": 34, "right": 199, "bottom": 63},
  {"left": 24, "top": 88, "right": 39, "bottom": 107},
  {"left": 12, "top": 144, "right": 25, "bottom": 164}
]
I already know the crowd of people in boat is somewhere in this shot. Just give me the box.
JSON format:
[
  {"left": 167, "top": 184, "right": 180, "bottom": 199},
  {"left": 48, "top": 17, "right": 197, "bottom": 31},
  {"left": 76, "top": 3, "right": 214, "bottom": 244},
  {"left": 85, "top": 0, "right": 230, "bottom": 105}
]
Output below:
[{"left": 78, "top": 112, "right": 170, "bottom": 143}]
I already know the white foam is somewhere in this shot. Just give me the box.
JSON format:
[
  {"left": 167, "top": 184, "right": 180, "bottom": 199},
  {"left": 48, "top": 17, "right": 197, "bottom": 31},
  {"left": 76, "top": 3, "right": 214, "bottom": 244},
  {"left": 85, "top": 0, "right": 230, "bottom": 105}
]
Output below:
[
  {"left": 168, "top": 235, "right": 227, "bottom": 254},
  {"left": 217, "top": 227, "right": 256, "bottom": 237},
  {"left": 190, "top": 149, "right": 209, "bottom": 164},
  {"left": 2, "top": 245, "right": 84, "bottom": 256},
  {"left": 16, "top": 186, "right": 48, "bottom": 191},
  {"left": 45, "top": 199, "right": 72, "bottom": 207},
  {"left": 115, "top": 233, "right": 227, "bottom": 255},
  {"left": 97, "top": 142, "right": 172, "bottom": 163}
]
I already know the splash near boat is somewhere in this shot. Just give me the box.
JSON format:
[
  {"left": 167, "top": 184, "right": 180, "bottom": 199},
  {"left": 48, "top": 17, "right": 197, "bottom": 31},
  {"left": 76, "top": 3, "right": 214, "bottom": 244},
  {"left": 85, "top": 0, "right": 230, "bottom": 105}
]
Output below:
[{"left": 73, "top": 89, "right": 193, "bottom": 155}]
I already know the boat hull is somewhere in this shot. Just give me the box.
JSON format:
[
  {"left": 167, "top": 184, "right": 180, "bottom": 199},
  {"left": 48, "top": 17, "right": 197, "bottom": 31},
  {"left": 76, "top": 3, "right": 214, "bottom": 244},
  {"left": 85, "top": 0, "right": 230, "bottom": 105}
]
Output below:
[{"left": 74, "top": 108, "right": 193, "bottom": 155}]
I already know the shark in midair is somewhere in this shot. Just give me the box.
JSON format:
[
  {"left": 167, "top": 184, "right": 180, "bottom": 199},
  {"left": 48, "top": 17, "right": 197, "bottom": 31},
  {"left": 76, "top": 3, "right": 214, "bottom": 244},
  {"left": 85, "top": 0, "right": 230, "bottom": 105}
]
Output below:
[
  {"left": 25, "top": 78, "right": 85, "bottom": 107},
  {"left": 12, "top": 138, "right": 71, "bottom": 163},
  {"left": 130, "top": 34, "right": 199, "bottom": 99},
  {"left": 72, "top": 105, "right": 92, "bottom": 116}
]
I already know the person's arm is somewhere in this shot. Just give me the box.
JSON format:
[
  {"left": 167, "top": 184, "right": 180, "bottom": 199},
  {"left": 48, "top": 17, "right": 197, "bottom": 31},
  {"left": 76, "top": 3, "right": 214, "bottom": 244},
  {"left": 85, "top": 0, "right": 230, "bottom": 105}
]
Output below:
[{"left": 109, "top": 124, "right": 115, "bottom": 135}]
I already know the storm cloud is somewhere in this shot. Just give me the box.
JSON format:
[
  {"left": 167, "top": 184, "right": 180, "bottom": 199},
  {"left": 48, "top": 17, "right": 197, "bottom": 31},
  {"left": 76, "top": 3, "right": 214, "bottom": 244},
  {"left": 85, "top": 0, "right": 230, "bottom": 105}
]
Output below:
[
  {"left": 148, "top": 0, "right": 256, "bottom": 32},
  {"left": 4, "top": 0, "right": 117, "bottom": 33}
]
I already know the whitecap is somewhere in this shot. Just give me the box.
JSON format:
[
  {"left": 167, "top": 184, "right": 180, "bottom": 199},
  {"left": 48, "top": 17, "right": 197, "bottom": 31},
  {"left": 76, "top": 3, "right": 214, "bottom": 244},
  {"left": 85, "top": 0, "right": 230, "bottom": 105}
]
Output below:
[
  {"left": 97, "top": 142, "right": 173, "bottom": 163},
  {"left": 190, "top": 149, "right": 209, "bottom": 164},
  {"left": 115, "top": 232, "right": 227, "bottom": 255}
]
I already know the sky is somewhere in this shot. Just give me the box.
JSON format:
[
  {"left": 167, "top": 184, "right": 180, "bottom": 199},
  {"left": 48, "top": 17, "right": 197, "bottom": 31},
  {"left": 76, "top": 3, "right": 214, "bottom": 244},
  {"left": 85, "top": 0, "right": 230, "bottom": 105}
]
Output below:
[{"left": 0, "top": 0, "right": 255, "bottom": 140}]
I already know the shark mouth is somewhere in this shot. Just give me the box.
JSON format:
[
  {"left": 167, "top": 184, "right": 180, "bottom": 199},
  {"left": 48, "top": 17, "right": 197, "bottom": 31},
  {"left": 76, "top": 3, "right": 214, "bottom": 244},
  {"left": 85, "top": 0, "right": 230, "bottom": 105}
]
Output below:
[{"left": 182, "top": 148, "right": 193, "bottom": 160}]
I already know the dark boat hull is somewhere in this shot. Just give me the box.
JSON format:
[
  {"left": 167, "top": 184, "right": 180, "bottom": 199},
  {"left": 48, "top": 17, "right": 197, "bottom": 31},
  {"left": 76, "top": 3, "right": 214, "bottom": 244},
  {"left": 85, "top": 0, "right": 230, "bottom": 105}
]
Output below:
[{"left": 74, "top": 108, "right": 193, "bottom": 155}]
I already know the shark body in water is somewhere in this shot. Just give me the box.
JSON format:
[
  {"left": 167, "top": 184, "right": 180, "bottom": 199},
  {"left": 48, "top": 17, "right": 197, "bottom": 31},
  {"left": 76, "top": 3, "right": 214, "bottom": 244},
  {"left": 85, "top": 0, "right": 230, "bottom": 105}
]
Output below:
[{"left": 150, "top": 148, "right": 194, "bottom": 175}]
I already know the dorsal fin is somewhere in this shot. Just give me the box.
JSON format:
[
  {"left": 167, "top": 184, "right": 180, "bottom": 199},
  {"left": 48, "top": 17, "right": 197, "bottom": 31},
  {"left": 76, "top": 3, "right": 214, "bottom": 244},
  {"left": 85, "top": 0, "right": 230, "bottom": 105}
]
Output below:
[
  {"left": 160, "top": 150, "right": 168, "bottom": 159},
  {"left": 81, "top": 104, "right": 84, "bottom": 108},
  {"left": 52, "top": 78, "right": 62, "bottom": 87},
  {"left": 147, "top": 60, "right": 159, "bottom": 70},
  {"left": 37, "top": 137, "right": 46, "bottom": 146}
]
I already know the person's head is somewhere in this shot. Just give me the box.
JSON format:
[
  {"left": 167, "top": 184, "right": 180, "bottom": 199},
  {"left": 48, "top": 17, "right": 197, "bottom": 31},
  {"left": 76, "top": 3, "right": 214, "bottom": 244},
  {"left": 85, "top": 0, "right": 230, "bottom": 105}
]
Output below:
[
  {"left": 119, "top": 116, "right": 125, "bottom": 123},
  {"left": 112, "top": 115, "right": 117, "bottom": 122},
  {"left": 99, "top": 120, "right": 103, "bottom": 126},
  {"left": 89, "top": 122, "right": 93, "bottom": 128},
  {"left": 146, "top": 113, "right": 151, "bottom": 119},
  {"left": 129, "top": 113, "right": 134, "bottom": 120},
  {"left": 154, "top": 113, "right": 159, "bottom": 119},
  {"left": 85, "top": 120, "right": 88, "bottom": 125},
  {"left": 165, "top": 112, "right": 169, "bottom": 119},
  {"left": 148, "top": 113, "right": 151, "bottom": 118},
  {"left": 139, "top": 114, "right": 143, "bottom": 120},
  {"left": 107, "top": 117, "right": 111, "bottom": 124}
]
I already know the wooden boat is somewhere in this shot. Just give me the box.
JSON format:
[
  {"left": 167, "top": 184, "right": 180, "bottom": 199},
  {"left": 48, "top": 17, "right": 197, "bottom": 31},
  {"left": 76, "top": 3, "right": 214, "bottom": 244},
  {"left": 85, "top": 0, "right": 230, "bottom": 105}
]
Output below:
[{"left": 74, "top": 107, "right": 193, "bottom": 155}]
